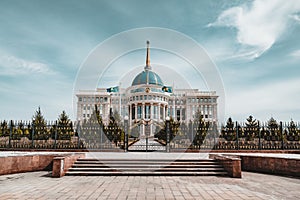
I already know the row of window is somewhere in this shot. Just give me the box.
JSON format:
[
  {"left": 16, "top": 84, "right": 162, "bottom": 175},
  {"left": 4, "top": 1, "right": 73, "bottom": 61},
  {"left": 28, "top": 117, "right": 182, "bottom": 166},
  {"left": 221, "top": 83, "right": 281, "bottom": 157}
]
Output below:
[
  {"left": 79, "top": 96, "right": 216, "bottom": 104},
  {"left": 129, "top": 95, "right": 167, "bottom": 102},
  {"left": 79, "top": 96, "right": 108, "bottom": 103},
  {"left": 188, "top": 98, "right": 216, "bottom": 104},
  {"left": 131, "top": 105, "right": 164, "bottom": 120}
]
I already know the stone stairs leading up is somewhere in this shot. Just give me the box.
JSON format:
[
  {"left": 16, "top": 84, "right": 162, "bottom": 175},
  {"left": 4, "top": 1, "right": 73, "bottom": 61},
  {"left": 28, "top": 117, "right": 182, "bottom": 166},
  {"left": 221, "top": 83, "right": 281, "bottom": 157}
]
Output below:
[{"left": 65, "top": 158, "right": 228, "bottom": 176}]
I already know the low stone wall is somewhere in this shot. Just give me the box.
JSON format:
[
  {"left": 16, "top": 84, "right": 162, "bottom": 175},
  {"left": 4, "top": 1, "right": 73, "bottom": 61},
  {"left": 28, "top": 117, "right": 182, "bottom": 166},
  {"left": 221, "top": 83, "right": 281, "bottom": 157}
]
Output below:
[
  {"left": 52, "top": 153, "right": 85, "bottom": 177},
  {"left": 209, "top": 154, "right": 242, "bottom": 178},
  {"left": 0, "top": 154, "right": 60, "bottom": 175},
  {"left": 240, "top": 155, "right": 300, "bottom": 177}
]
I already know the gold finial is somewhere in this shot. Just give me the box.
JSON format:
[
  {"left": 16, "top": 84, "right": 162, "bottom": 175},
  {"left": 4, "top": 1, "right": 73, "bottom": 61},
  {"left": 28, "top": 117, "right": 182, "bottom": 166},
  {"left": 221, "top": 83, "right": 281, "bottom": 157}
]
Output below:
[{"left": 146, "top": 40, "right": 150, "bottom": 67}]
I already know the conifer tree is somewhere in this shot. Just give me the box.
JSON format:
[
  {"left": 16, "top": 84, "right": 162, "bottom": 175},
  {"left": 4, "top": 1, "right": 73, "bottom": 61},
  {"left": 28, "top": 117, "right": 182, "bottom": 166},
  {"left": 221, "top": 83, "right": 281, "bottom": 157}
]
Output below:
[
  {"left": 244, "top": 115, "right": 259, "bottom": 141},
  {"left": 221, "top": 117, "right": 236, "bottom": 141},
  {"left": 57, "top": 110, "right": 73, "bottom": 140},
  {"left": 32, "top": 107, "right": 47, "bottom": 139}
]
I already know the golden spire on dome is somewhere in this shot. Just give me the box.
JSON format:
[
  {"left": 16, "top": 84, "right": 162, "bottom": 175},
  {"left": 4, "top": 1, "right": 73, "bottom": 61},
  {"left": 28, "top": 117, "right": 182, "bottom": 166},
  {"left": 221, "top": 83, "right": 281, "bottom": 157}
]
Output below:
[{"left": 145, "top": 40, "right": 151, "bottom": 70}]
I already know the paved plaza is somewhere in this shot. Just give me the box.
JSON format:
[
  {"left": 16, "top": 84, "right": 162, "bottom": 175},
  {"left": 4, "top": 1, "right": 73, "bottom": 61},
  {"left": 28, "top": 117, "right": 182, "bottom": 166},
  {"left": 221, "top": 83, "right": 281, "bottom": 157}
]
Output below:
[{"left": 0, "top": 170, "right": 299, "bottom": 200}]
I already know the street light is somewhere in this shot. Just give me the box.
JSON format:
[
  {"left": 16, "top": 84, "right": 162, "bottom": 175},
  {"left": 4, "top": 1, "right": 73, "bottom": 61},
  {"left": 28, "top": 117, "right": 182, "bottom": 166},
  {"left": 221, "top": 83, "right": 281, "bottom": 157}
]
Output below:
[{"left": 124, "top": 116, "right": 129, "bottom": 152}]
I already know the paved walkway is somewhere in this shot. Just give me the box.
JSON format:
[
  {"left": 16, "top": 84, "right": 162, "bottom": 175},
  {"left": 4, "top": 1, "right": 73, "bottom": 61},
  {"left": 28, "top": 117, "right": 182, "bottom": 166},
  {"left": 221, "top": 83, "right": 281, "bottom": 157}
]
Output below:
[
  {"left": 86, "top": 152, "right": 209, "bottom": 160},
  {"left": 0, "top": 171, "right": 299, "bottom": 200}
]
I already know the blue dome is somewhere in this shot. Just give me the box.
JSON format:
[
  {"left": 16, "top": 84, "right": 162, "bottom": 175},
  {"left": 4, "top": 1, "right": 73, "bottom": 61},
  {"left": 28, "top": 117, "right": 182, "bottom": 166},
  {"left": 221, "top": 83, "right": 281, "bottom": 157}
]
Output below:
[{"left": 132, "top": 70, "right": 164, "bottom": 86}]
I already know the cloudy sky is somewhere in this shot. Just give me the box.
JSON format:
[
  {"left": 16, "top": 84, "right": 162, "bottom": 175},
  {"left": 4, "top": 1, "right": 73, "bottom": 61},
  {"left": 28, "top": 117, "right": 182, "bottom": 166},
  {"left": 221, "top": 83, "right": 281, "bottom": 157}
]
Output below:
[{"left": 0, "top": 0, "right": 300, "bottom": 122}]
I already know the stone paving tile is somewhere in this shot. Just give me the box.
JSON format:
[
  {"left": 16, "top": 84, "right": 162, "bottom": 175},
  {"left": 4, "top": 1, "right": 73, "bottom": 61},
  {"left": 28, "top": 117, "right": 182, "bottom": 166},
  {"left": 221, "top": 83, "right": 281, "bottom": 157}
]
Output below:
[{"left": 0, "top": 172, "right": 300, "bottom": 200}]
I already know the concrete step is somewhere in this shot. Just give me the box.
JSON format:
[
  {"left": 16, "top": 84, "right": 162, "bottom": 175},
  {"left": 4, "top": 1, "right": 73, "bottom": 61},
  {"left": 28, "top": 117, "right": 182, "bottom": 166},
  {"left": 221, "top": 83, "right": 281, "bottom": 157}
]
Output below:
[
  {"left": 74, "top": 161, "right": 218, "bottom": 166},
  {"left": 66, "top": 158, "right": 228, "bottom": 176},
  {"left": 65, "top": 171, "right": 228, "bottom": 176},
  {"left": 68, "top": 167, "right": 225, "bottom": 172},
  {"left": 77, "top": 158, "right": 215, "bottom": 162},
  {"left": 72, "top": 164, "right": 222, "bottom": 168}
]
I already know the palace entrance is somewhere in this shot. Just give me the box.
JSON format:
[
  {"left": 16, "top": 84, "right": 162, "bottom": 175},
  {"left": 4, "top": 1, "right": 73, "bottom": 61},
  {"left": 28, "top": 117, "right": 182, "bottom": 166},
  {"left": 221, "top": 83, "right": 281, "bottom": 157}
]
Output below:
[{"left": 127, "top": 120, "right": 166, "bottom": 152}]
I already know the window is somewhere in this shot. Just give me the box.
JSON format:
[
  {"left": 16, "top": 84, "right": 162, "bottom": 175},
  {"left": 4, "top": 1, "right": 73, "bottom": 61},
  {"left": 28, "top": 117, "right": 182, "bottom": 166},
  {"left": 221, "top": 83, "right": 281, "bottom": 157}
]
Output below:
[
  {"left": 131, "top": 105, "right": 135, "bottom": 120},
  {"left": 154, "top": 106, "right": 158, "bottom": 119},
  {"left": 96, "top": 97, "right": 99, "bottom": 102},
  {"left": 145, "top": 105, "right": 150, "bottom": 119},
  {"left": 79, "top": 97, "right": 82, "bottom": 102},
  {"left": 177, "top": 109, "right": 180, "bottom": 121},
  {"left": 83, "top": 114, "right": 85, "bottom": 117},
  {"left": 137, "top": 106, "right": 142, "bottom": 119},
  {"left": 100, "top": 105, "right": 103, "bottom": 115},
  {"left": 182, "top": 108, "right": 186, "bottom": 120},
  {"left": 160, "top": 107, "right": 163, "bottom": 120}
]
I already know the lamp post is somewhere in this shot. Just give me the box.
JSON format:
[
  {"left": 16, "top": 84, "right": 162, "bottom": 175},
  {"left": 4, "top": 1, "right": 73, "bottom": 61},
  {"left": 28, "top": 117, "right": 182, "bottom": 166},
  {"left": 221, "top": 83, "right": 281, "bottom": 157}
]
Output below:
[
  {"left": 124, "top": 116, "right": 129, "bottom": 152},
  {"left": 166, "top": 116, "right": 170, "bottom": 152}
]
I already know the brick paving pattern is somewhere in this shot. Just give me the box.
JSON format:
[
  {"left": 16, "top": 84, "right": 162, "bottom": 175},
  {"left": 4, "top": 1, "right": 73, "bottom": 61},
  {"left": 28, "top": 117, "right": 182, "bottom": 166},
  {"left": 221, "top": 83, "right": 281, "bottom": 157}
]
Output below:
[{"left": 0, "top": 171, "right": 299, "bottom": 199}]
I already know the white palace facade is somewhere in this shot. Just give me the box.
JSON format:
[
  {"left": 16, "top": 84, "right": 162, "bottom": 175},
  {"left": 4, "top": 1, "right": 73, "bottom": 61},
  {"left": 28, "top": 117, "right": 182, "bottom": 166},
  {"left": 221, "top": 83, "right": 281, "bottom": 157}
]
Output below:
[{"left": 76, "top": 42, "right": 218, "bottom": 136}]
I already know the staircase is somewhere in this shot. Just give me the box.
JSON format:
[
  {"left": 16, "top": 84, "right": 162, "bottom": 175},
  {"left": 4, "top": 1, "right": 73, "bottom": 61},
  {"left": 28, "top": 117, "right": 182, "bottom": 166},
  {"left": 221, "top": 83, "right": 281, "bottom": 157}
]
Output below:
[{"left": 65, "top": 158, "right": 228, "bottom": 176}]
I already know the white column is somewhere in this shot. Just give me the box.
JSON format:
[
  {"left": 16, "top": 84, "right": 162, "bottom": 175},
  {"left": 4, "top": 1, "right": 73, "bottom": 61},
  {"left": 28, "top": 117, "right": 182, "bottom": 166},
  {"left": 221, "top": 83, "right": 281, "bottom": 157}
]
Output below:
[
  {"left": 150, "top": 103, "right": 153, "bottom": 120},
  {"left": 129, "top": 104, "right": 132, "bottom": 124},
  {"left": 135, "top": 103, "right": 137, "bottom": 120},
  {"left": 158, "top": 103, "right": 161, "bottom": 122},
  {"left": 214, "top": 105, "right": 218, "bottom": 121},
  {"left": 163, "top": 105, "right": 166, "bottom": 120},
  {"left": 173, "top": 100, "right": 176, "bottom": 119},
  {"left": 142, "top": 103, "right": 145, "bottom": 119},
  {"left": 166, "top": 106, "right": 169, "bottom": 118}
]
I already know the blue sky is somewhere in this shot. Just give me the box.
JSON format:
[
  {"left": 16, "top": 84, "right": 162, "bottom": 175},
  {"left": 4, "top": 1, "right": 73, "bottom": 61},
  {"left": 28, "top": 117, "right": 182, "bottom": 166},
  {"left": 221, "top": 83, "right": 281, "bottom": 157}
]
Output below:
[{"left": 0, "top": 0, "right": 300, "bottom": 122}]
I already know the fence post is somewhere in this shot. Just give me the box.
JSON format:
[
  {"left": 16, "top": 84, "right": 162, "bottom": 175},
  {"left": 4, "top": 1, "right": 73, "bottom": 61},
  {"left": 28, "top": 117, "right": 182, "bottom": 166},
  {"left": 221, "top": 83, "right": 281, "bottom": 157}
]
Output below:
[
  {"left": 166, "top": 117, "right": 170, "bottom": 152},
  {"left": 100, "top": 124, "right": 103, "bottom": 150},
  {"left": 280, "top": 121, "right": 284, "bottom": 150},
  {"left": 236, "top": 121, "right": 239, "bottom": 150},
  {"left": 31, "top": 123, "right": 35, "bottom": 148},
  {"left": 258, "top": 121, "right": 261, "bottom": 150},
  {"left": 191, "top": 122, "right": 194, "bottom": 148},
  {"left": 9, "top": 120, "right": 13, "bottom": 148},
  {"left": 54, "top": 120, "right": 58, "bottom": 149},
  {"left": 76, "top": 121, "right": 81, "bottom": 149}
]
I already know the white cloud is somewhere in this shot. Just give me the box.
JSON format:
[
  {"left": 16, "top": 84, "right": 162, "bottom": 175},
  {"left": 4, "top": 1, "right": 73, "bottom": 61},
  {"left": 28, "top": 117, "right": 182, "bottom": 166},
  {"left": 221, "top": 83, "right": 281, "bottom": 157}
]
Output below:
[
  {"left": 209, "top": 0, "right": 300, "bottom": 60},
  {"left": 226, "top": 78, "right": 300, "bottom": 121},
  {"left": 290, "top": 49, "right": 300, "bottom": 58},
  {"left": 0, "top": 53, "right": 52, "bottom": 76},
  {"left": 290, "top": 14, "right": 300, "bottom": 22}
]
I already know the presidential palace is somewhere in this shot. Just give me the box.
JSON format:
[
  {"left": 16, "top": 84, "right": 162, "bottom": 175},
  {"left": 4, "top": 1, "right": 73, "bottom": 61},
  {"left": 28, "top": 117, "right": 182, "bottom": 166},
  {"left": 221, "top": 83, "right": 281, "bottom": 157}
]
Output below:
[{"left": 76, "top": 41, "right": 218, "bottom": 136}]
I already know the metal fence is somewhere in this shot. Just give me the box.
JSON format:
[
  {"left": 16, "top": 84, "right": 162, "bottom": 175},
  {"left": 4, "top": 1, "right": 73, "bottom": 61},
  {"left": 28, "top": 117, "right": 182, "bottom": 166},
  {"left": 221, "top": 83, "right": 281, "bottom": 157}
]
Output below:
[{"left": 0, "top": 119, "right": 299, "bottom": 151}]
